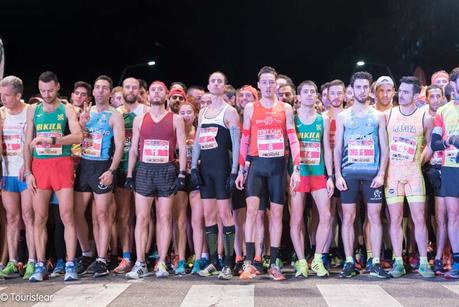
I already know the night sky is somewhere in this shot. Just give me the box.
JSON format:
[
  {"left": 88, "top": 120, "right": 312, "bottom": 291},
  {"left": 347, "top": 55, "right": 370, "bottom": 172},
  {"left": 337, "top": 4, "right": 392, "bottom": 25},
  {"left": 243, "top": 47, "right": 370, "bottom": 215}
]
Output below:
[{"left": 2, "top": 0, "right": 459, "bottom": 97}]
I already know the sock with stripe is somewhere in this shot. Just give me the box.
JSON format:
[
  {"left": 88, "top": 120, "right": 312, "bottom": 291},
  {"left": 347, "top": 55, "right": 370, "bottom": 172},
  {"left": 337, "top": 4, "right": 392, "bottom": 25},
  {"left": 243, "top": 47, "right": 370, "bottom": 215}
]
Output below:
[
  {"left": 205, "top": 224, "right": 219, "bottom": 266},
  {"left": 223, "top": 225, "right": 235, "bottom": 267}
]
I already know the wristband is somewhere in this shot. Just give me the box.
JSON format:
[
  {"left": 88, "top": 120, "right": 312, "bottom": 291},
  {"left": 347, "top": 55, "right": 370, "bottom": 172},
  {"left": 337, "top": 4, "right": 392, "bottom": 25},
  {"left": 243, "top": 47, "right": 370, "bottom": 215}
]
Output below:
[
  {"left": 24, "top": 171, "right": 32, "bottom": 178},
  {"left": 327, "top": 174, "right": 334, "bottom": 180},
  {"left": 179, "top": 170, "right": 186, "bottom": 176}
]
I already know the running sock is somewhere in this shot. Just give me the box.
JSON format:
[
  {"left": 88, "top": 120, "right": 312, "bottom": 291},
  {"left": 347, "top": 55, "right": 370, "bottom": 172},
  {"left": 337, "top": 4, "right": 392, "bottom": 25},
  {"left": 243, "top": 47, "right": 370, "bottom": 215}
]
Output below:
[
  {"left": 9, "top": 259, "right": 17, "bottom": 264},
  {"left": 28, "top": 259, "right": 36, "bottom": 264},
  {"left": 311, "top": 245, "right": 316, "bottom": 254},
  {"left": 122, "top": 252, "right": 131, "bottom": 261},
  {"left": 82, "top": 250, "right": 93, "bottom": 258},
  {"left": 201, "top": 253, "right": 209, "bottom": 261},
  {"left": 345, "top": 256, "right": 354, "bottom": 264},
  {"left": 65, "top": 261, "right": 75, "bottom": 267},
  {"left": 373, "top": 258, "right": 380, "bottom": 264},
  {"left": 453, "top": 252, "right": 459, "bottom": 264},
  {"left": 270, "top": 247, "right": 279, "bottom": 266},
  {"left": 420, "top": 256, "right": 428, "bottom": 265},
  {"left": 367, "top": 251, "right": 373, "bottom": 259},
  {"left": 223, "top": 225, "right": 235, "bottom": 267},
  {"left": 314, "top": 253, "right": 323, "bottom": 262},
  {"left": 246, "top": 242, "right": 255, "bottom": 262},
  {"left": 97, "top": 257, "right": 107, "bottom": 264},
  {"left": 322, "top": 253, "right": 328, "bottom": 261},
  {"left": 205, "top": 224, "right": 219, "bottom": 265}
]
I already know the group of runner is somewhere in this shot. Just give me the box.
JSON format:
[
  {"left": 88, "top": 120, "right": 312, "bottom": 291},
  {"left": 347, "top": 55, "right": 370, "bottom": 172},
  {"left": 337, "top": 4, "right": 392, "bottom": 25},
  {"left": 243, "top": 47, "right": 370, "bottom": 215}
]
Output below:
[{"left": 0, "top": 65, "right": 457, "bottom": 283}]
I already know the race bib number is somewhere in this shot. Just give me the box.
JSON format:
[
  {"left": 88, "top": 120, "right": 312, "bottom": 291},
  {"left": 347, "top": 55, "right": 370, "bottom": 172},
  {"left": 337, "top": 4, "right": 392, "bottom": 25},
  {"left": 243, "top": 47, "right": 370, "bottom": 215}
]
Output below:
[
  {"left": 348, "top": 138, "right": 374, "bottom": 163},
  {"left": 300, "top": 141, "right": 321, "bottom": 165},
  {"left": 35, "top": 132, "right": 63, "bottom": 156},
  {"left": 142, "top": 139, "right": 169, "bottom": 163},
  {"left": 390, "top": 136, "right": 417, "bottom": 161},
  {"left": 123, "top": 130, "right": 132, "bottom": 153},
  {"left": 82, "top": 132, "right": 103, "bottom": 158},
  {"left": 445, "top": 146, "right": 459, "bottom": 164},
  {"left": 3, "top": 134, "right": 21, "bottom": 156},
  {"left": 257, "top": 131, "right": 285, "bottom": 158},
  {"left": 199, "top": 127, "right": 218, "bottom": 150},
  {"left": 430, "top": 151, "right": 442, "bottom": 166}
]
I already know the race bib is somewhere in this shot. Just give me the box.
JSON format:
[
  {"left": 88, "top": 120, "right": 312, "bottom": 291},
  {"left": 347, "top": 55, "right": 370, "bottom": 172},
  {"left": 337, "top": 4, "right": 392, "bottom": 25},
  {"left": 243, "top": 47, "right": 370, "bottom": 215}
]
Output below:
[
  {"left": 348, "top": 138, "right": 374, "bottom": 163},
  {"left": 390, "top": 136, "right": 417, "bottom": 161},
  {"left": 445, "top": 146, "right": 459, "bottom": 164},
  {"left": 35, "top": 132, "right": 63, "bottom": 156},
  {"left": 124, "top": 130, "right": 132, "bottom": 153},
  {"left": 199, "top": 127, "right": 218, "bottom": 150},
  {"left": 300, "top": 141, "right": 321, "bottom": 165},
  {"left": 430, "top": 151, "right": 442, "bottom": 166},
  {"left": 142, "top": 139, "right": 169, "bottom": 163},
  {"left": 257, "top": 131, "right": 285, "bottom": 158},
  {"left": 82, "top": 132, "right": 103, "bottom": 158},
  {"left": 3, "top": 134, "right": 21, "bottom": 156}
]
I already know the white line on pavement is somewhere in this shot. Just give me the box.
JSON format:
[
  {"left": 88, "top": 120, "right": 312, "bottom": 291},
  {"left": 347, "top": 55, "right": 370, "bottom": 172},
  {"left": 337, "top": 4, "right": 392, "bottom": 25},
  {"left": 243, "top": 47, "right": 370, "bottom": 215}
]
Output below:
[
  {"left": 317, "top": 284, "right": 402, "bottom": 307},
  {"left": 180, "top": 285, "right": 254, "bottom": 307},
  {"left": 444, "top": 285, "right": 459, "bottom": 296},
  {"left": 33, "top": 283, "right": 130, "bottom": 307},
  {"left": 0, "top": 287, "right": 6, "bottom": 292}
]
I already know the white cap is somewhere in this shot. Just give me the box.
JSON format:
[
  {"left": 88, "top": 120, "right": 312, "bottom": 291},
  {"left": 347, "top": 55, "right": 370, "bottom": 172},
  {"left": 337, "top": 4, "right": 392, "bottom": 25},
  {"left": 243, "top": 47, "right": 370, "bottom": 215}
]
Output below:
[{"left": 375, "top": 76, "right": 394, "bottom": 88}]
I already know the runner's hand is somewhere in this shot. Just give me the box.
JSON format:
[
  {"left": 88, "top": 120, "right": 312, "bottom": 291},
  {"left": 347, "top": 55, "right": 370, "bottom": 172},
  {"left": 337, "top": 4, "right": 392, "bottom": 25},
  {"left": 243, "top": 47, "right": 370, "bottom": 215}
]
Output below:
[
  {"left": 26, "top": 174, "right": 37, "bottom": 195},
  {"left": 30, "top": 136, "right": 52, "bottom": 148},
  {"left": 18, "top": 166, "right": 24, "bottom": 182},
  {"left": 370, "top": 174, "right": 384, "bottom": 189},
  {"left": 290, "top": 170, "right": 300, "bottom": 194},
  {"left": 177, "top": 174, "right": 187, "bottom": 191},
  {"left": 335, "top": 175, "right": 348, "bottom": 191},
  {"left": 124, "top": 177, "right": 135, "bottom": 190},
  {"left": 79, "top": 101, "right": 93, "bottom": 127},
  {"left": 226, "top": 173, "right": 238, "bottom": 192},
  {"left": 326, "top": 177, "right": 334, "bottom": 198},
  {"left": 99, "top": 170, "right": 113, "bottom": 186},
  {"left": 190, "top": 168, "right": 202, "bottom": 187},
  {"left": 449, "top": 135, "right": 459, "bottom": 149},
  {"left": 235, "top": 171, "right": 247, "bottom": 190}
]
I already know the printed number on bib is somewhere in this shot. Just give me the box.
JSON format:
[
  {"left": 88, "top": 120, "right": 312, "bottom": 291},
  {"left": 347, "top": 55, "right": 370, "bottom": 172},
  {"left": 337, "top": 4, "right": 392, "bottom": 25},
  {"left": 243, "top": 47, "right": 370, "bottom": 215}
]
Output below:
[
  {"left": 257, "top": 130, "right": 285, "bottom": 158},
  {"left": 82, "top": 132, "right": 103, "bottom": 158},
  {"left": 390, "top": 136, "right": 417, "bottom": 161},
  {"left": 348, "top": 137, "right": 374, "bottom": 163},
  {"left": 199, "top": 127, "right": 218, "bottom": 150},
  {"left": 35, "top": 132, "right": 63, "bottom": 156},
  {"left": 123, "top": 130, "right": 132, "bottom": 153},
  {"left": 3, "top": 134, "right": 21, "bottom": 156},
  {"left": 300, "top": 141, "right": 321, "bottom": 165},
  {"left": 142, "top": 139, "right": 169, "bottom": 163}
]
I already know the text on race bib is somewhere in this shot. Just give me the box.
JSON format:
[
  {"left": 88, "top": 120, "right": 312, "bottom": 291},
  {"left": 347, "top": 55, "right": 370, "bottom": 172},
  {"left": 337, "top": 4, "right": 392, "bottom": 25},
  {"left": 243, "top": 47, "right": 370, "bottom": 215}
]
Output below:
[{"left": 142, "top": 139, "right": 169, "bottom": 163}]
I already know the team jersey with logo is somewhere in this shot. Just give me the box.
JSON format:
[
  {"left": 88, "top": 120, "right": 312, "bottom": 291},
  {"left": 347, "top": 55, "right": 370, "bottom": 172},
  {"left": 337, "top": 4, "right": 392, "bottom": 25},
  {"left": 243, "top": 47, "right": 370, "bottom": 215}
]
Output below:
[
  {"left": 295, "top": 114, "right": 325, "bottom": 176},
  {"left": 82, "top": 106, "right": 115, "bottom": 161},
  {"left": 433, "top": 101, "right": 459, "bottom": 168},
  {"left": 1, "top": 105, "right": 28, "bottom": 176}
]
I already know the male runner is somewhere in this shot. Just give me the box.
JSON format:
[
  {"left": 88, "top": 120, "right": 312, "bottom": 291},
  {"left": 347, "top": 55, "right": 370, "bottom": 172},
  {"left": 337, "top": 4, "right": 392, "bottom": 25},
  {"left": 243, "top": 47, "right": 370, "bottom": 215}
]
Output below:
[
  {"left": 24, "top": 71, "right": 83, "bottom": 282},
  {"left": 71, "top": 81, "right": 91, "bottom": 108},
  {"left": 374, "top": 76, "right": 395, "bottom": 112}
]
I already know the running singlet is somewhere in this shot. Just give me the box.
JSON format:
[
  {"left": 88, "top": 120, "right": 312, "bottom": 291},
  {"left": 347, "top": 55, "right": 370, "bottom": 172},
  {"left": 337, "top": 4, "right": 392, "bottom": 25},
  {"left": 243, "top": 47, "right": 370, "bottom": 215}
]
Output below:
[
  {"left": 139, "top": 112, "right": 176, "bottom": 163},
  {"left": 433, "top": 101, "right": 459, "bottom": 168},
  {"left": 295, "top": 114, "right": 325, "bottom": 176},
  {"left": 1, "top": 105, "right": 28, "bottom": 176},
  {"left": 387, "top": 107, "right": 425, "bottom": 169},
  {"left": 249, "top": 101, "right": 286, "bottom": 158},
  {"left": 118, "top": 104, "right": 146, "bottom": 172},
  {"left": 341, "top": 108, "right": 380, "bottom": 179},
  {"left": 33, "top": 102, "right": 71, "bottom": 159},
  {"left": 82, "top": 106, "right": 115, "bottom": 161},
  {"left": 198, "top": 104, "right": 232, "bottom": 169},
  {"left": 329, "top": 117, "right": 336, "bottom": 150}
]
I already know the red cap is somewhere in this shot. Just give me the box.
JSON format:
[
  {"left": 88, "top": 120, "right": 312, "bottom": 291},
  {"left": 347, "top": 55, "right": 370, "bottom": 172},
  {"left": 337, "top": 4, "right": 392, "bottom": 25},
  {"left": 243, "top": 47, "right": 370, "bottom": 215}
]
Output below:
[
  {"left": 168, "top": 88, "right": 187, "bottom": 100},
  {"left": 150, "top": 80, "right": 168, "bottom": 92},
  {"left": 431, "top": 71, "right": 449, "bottom": 84},
  {"left": 240, "top": 85, "right": 259, "bottom": 101}
]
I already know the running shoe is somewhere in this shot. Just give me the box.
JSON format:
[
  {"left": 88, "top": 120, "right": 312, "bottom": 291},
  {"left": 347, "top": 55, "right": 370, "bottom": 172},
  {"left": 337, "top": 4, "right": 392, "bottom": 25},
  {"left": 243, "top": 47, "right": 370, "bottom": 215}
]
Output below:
[
  {"left": 370, "top": 263, "right": 390, "bottom": 279},
  {"left": 0, "top": 261, "right": 19, "bottom": 279},
  {"left": 290, "top": 252, "right": 298, "bottom": 267},
  {"left": 155, "top": 261, "right": 169, "bottom": 278},
  {"left": 218, "top": 266, "right": 233, "bottom": 280},
  {"left": 114, "top": 259, "right": 133, "bottom": 274},
  {"left": 445, "top": 262, "right": 459, "bottom": 279},
  {"left": 108, "top": 256, "right": 119, "bottom": 271},
  {"left": 29, "top": 262, "right": 49, "bottom": 282},
  {"left": 433, "top": 259, "right": 445, "bottom": 275},
  {"left": 93, "top": 260, "right": 110, "bottom": 278},
  {"left": 50, "top": 259, "right": 65, "bottom": 277},
  {"left": 253, "top": 260, "right": 263, "bottom": 275},
  {"left": 418, "top": 262, "right": 435, "bottom": 278},
  {"left": 275, "top": 258, "right": 283, "bottom": 269},
  {"left": 198, "top": 263, "right": 219, "bottom": 277},
  {"left": 365, "top": 257, "right": 373, "bottom": 273},
  {"left": 23, "top": 262, "right": 35, "bottom": 280},
  {"left": 294, "top": 259, "right": 308, "bottom": 278},
  {"left": 175, "top": 260, "right": 186, "bottom": 275},
  {"left": 187, "top": 255, "right": 196, "bottom": 269},
  {"left": 339, "top": 262, "right": 356, "bottom": 278},
  {"left": 64, "top": 262, "right": 78, "bottom": 282},
  {"left": 191, "top": 259, "right": 201, "bottom": 275},
  {"left": 262, "top": 256, "right": 270, "bottom": 272},
  {"left": 311, "top": 258, "right": 329, "bottom": 277},
  {"left": 239, "top": 261, "right": 257, "bottom": 280},
  {"left": 409, "top": 253, "right": 420, "bottom": 271},
  {"left": 126, "top": 262, "right": 149, "bottom": 280},
  {"left": 233, "top": 260, "right": 244, "bottom": 276},
  {"left": 268, "top": 264, "right": 286, "bottom": 281},
  {"left": 76, "top": 256, "right": 94, "bottom": 275},
  {"left": 84, "top": 260, "right": 97, "bottom": 276},
  {"left": 389, "top": 260, "right": 406, "bottom": 278}
]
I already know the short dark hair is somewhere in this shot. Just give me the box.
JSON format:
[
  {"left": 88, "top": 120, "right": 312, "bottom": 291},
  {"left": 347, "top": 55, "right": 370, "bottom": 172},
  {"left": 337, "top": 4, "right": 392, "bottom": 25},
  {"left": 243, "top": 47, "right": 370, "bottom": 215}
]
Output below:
[
  {"left": 39, "top": 71, "right": 59, "bottom": 83},
  {"left": 400, "top": 76, "right": 422, "bottom": 95},
  {"left": 138, "top": 79, "right": 148, "bottom": 90},
  {"left": 297, "top": 80, "right": 317, "bottom": 94},
  {"left": 187, "top": 85, "right": 205, "bottom": 94},
  {"left": 224, "top": 84, "right": 236, "bottom": 99},
  {"left": 208, "top": 72, "right": 227, "bottom": 85},
  {"left": 426, "top": 84, "right": 444, "bottom": 97},
  {"left": 258, "top": 66, "right": 277, "bottom": 79},
  {"left": 444, "top": 84, "right": 454, "bottom": 100},
  {"left": 277, "top": 74, "right": 294, "bottom": 87},
  {"left": 449, "top": 67, "right": 459, "bottom": 83},
  {"left": 328, "top": 79, "right": 345, "bottom": 91},
  {"left": 95, "top": 75, "right": 113, "bottom": 90},
  {"left": 73, "top": 81, "right": 91, "bottom": 95},
  {"left": 320, "top": 82, "right": 330, "bottom": 92},
  {"left": 278, "top": 83, "right": 296, "bottom": 95},
  {"left": 350, "top": 71, "right": 373, "bottom": 87},
  {"left": 171, "top": 81, "right": 187, "bottom": 92}
]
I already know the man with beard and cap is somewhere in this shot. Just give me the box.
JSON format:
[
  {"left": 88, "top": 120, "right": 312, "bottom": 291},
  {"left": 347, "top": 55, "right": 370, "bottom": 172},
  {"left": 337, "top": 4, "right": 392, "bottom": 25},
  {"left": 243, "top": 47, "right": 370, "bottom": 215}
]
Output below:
[
  {"left": 191, "top": 71, "right": 240, "bottom": 280},
  {"left": 111, "top": 77, "right": 148, "bottom": 274},
  {"left": 385, "top": 76, "right": 435, "bottom": 278},
  {"left": 24, "top": 71, "right": 83, "bottom": 282},
  {"left": 125, "top": 80, "right": 186, "bottom": 279},
  {"left": 73, "top": 75, "right": 125, "bottom": 278},
  {"left": 334, "top": 71, "right": 390, "bottom": 279},
  {"left": 168, "top": 87, "right": 187, "bottom": 114},
  {"left": 374, "top": 76, "right": 395, "bottom": 112}
]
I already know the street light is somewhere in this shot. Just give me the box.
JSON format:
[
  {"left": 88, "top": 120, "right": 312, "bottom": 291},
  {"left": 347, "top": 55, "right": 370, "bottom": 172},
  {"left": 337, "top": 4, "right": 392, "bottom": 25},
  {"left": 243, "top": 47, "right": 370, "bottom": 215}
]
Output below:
[
  {"left": 119, "top": 60, "right": 156, "bottom": 85},
  {"left": 355, "top": 60, "right": 396, "bottom": 87}
]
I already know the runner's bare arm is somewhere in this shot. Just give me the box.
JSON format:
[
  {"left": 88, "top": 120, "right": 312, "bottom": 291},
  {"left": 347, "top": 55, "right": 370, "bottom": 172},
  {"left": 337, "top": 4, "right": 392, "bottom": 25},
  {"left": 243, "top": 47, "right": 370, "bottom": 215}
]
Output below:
[
  {"left": 333, "top": 112, "right": 345, "bottom": 177},
  {"left": 127, "top": 115, "right": 142, "bottom": 177},
  {"left": 174, "top": 114, "right": 187, "bottom": 173},
  {"left": 238, "top": 103, "right": 253, "bottom": 167},
  {"left": 60, "top": 103, "right": 83, "bottom": 145},
  {"left": 377, "top": 112, "right": 389, "bottom": 177},
  {"left": 421, "top": 113, "right": 435, "bottom": 165},
  {"left": 108, "top": 110, "right": 125, "bottom": 171},
  {"left": 285, "top": 104, "right": 300, "bottom": 167},
  {"left": 23, "top": 104, "right": 36, "bottom": 173},
  {"left": 225, "top": 106, "right": 240, "bottom": 174},
  {"left": 190, "top": 109, "right": 205, "bottom": 169},
  {"left": 322, "top": 114, "right": 333, "bottom": 176}
]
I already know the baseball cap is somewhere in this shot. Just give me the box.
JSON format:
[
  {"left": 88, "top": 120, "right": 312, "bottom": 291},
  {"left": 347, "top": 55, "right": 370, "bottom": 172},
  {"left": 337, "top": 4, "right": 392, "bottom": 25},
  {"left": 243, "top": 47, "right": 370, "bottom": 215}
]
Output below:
[{"left": 375, "top": 76, "right": 394, "bottom": 88}]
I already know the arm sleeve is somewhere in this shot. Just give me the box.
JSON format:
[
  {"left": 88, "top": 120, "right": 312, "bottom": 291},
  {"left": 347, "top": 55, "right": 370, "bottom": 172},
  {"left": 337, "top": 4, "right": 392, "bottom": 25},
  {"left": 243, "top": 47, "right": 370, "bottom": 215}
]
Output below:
[
  {"left": 230, "top": 126, "right": 240, "bottom": 174},
  {"left": 287, "top": 128, "right": 300, "bottom": 167},
  {"left": 431, "top": 114, "right": 447, "bottom": 152},
  {"left": 239, "top": 129, "right": 250, "bottom": 167},
  {"left": 191, "top": 125, "right": 202, "bottom": 169}
]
